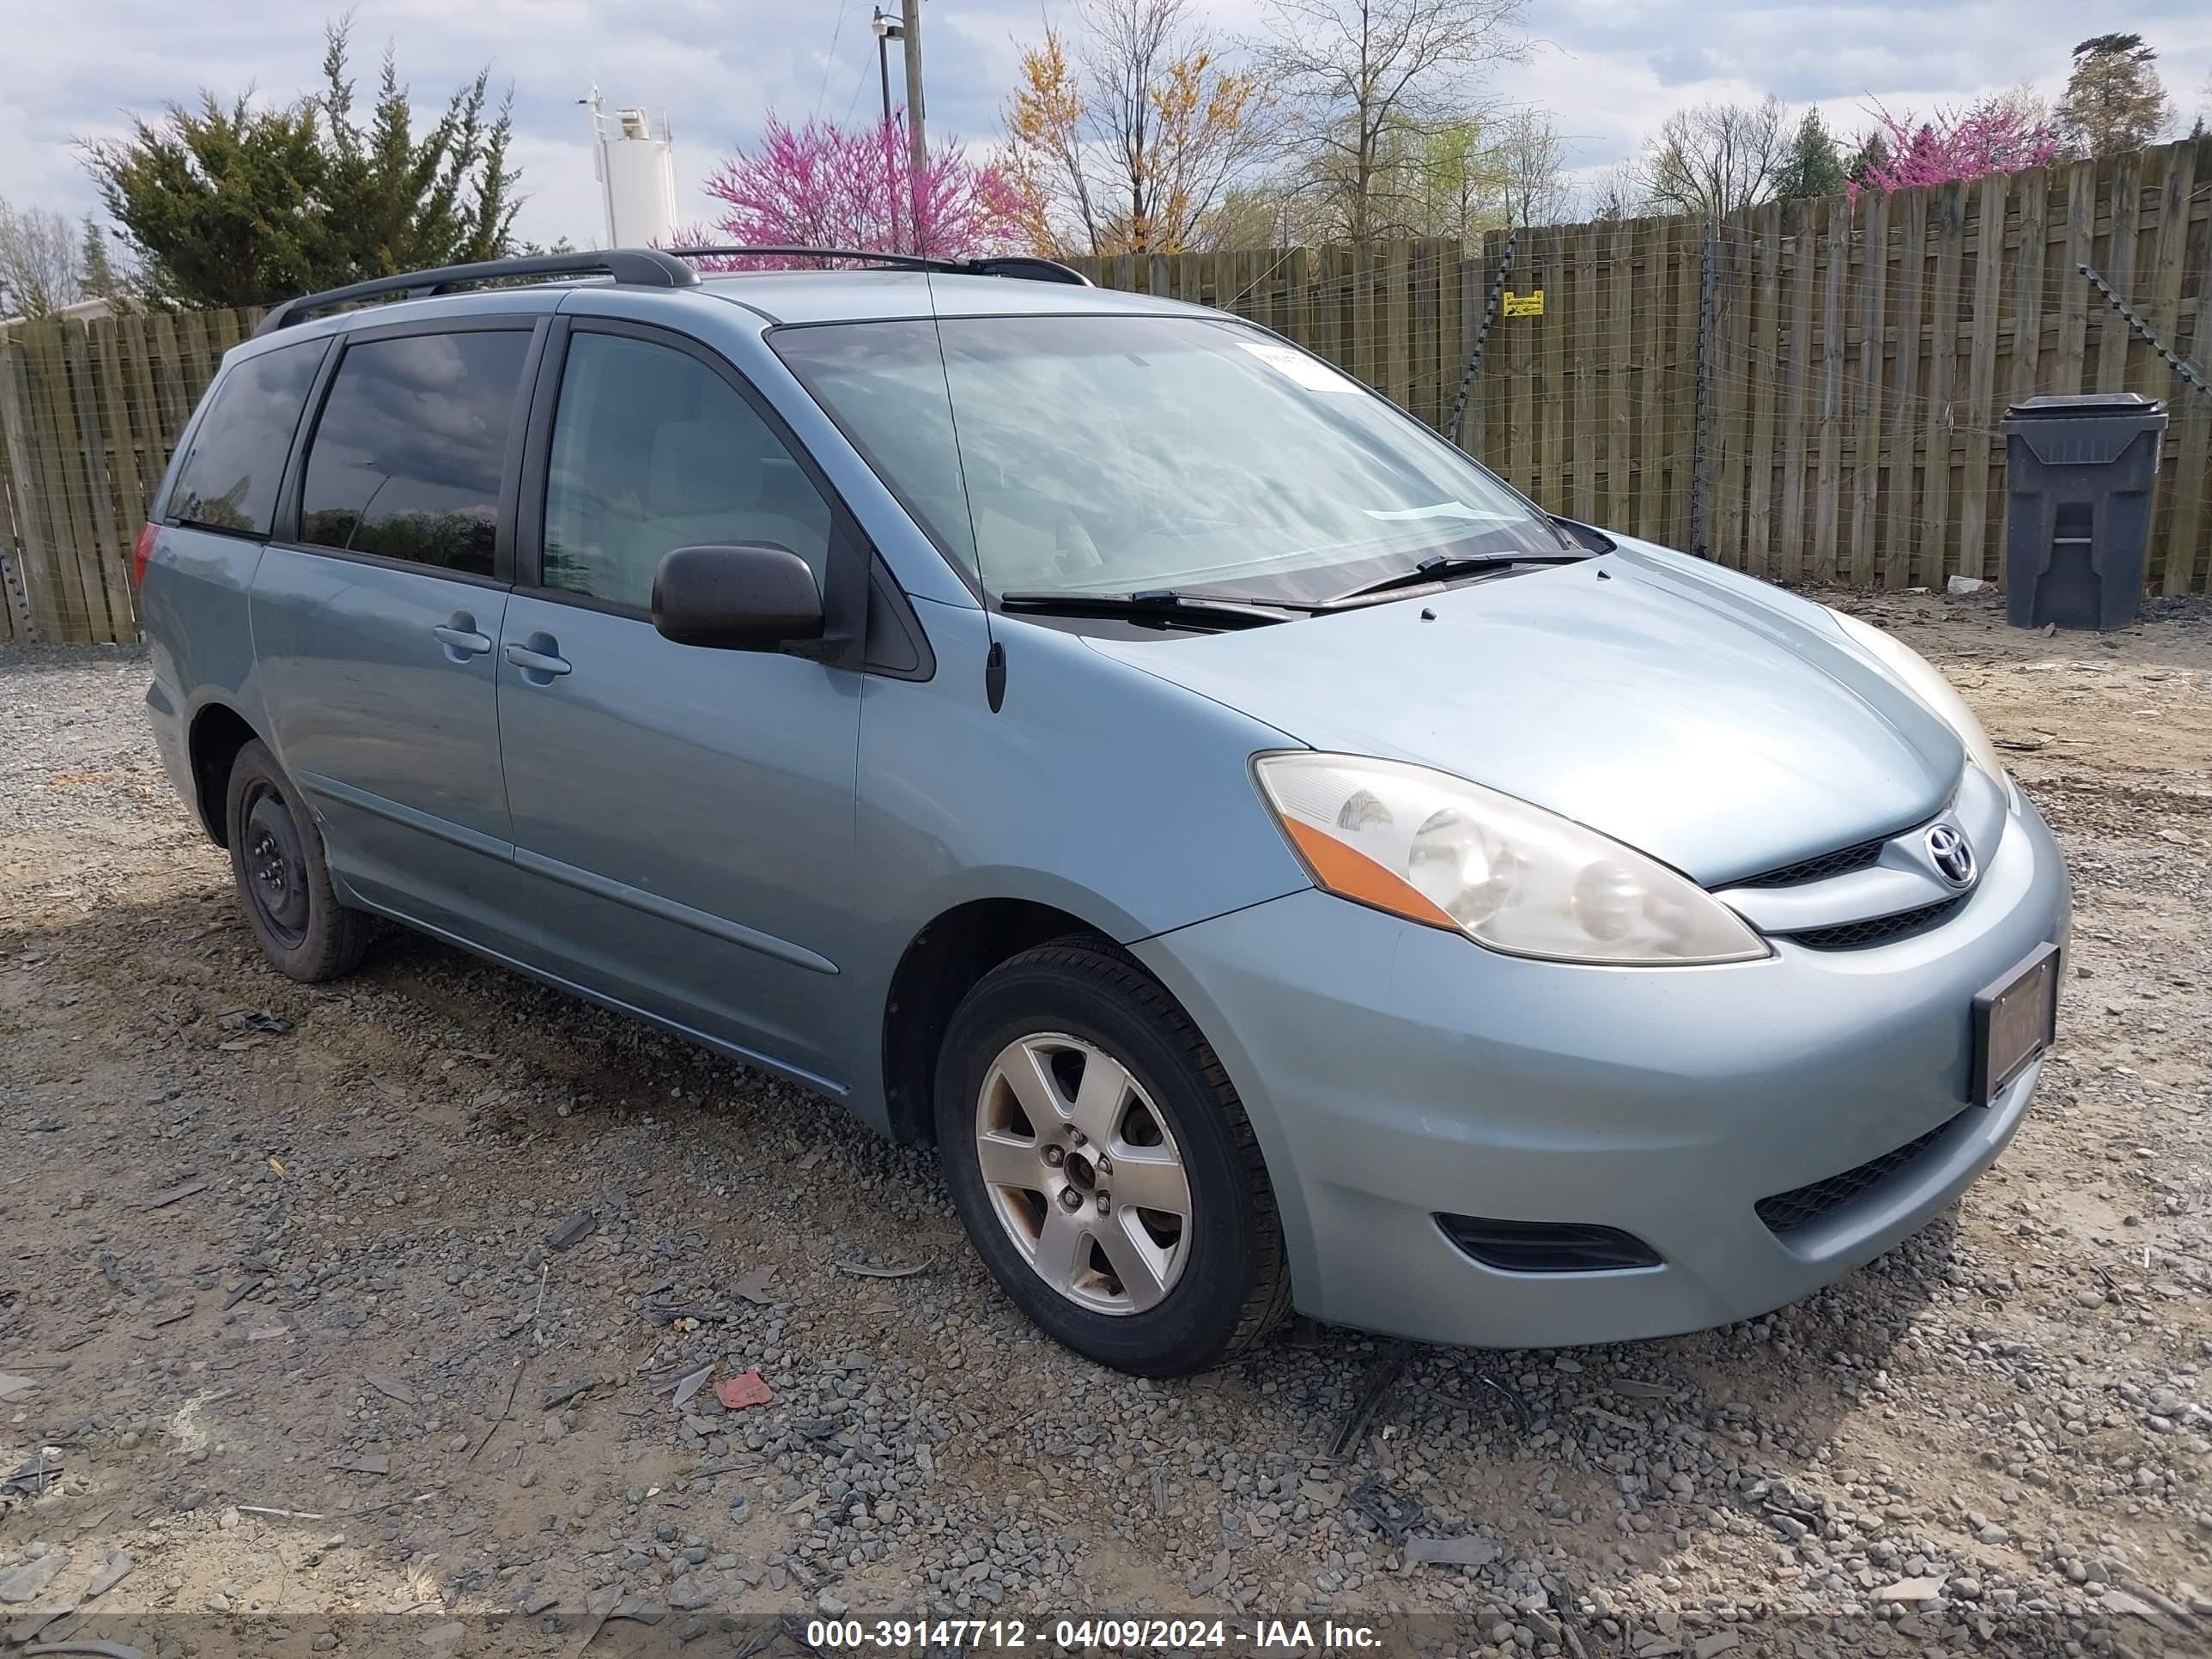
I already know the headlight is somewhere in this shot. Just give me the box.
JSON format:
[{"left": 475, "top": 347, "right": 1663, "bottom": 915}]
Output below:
[
  {"left": 1829, "top": 610, "right": 2012, "bottom": 803},
  {"left": 1252, "top": 753, "right": 1768, "bottom": 965}
]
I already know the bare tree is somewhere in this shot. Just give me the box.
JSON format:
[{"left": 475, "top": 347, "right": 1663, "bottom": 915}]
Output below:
[
  {"left": 1197, "top": 184, "right": 1293, "bottom": 248},
  {"left": 1492, "top": 107, "right": 1569, "bottom": 228},
  {"left": 1317, "top": 113, "right": 1508, "bottom": 240},
  {"left": 1196, "top": 178, "right": 1341, "bottom": 248},
  {"left": 1581, "top": 161, "right": 1645, "bottom": 222},
  {"left": 1255, "top": 0, "right": 1528, "bottom": 244},
  {"left": 1984, "top": 83, "right": 2054, "bottom": 133},
  {"left": 1004, "top": 0, "right": 1276, "bottom": 256},
  {"left": 0, "top": 198, "right": 81, "bottom": 319},
  {"left": 1638, "top": 96, "right": 1789, "bottom": 218}
]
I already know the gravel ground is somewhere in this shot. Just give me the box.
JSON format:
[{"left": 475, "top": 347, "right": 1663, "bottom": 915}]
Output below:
[{"left": 3, "top": 591, "right": 2210, "bottom": 1659}]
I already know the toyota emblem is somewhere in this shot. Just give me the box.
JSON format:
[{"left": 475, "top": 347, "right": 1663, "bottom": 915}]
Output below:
[{"left": 1926, "top": 823, "right": 1976, "bottom": 886}]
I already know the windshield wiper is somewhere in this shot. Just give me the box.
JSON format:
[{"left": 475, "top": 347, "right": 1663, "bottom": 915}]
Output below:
[
  {"left": 1322, "top": 550, "right": 1590, "bottom": 607},
  {"left": 997, "top": 588, "right": 1310, "bottom": 629}
]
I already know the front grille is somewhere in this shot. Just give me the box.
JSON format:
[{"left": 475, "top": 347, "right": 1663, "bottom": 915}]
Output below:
[
  {"left": 1737, "top": 832, "right": 1892, "bottom": 888},
  {"left": 1783, "top": 894, "right": 1967, "bottom": 950},
  {"left": 1436, "top": 1215, "right": 1662, "bottom": 1273},
  {"left": 1755, "top": 1112, "right": 1966, "bottom": 1237}
]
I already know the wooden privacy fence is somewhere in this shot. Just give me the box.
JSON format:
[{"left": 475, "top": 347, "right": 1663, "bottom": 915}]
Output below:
[
  {"left": 1069, "top": 241, "right": 1480, "bottom": 439},
  {"left": 4, "top": 142, "right": 2209, "bottom": 647},
  {"left": 0, "top": 306, "right": 263, "bottom": 644},
  {"left": 1077, "top": 134, "right": 2212, "bottom": 599}
]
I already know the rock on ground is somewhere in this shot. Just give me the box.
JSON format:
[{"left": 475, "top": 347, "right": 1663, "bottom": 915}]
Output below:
[{"left": 2, "top": 598, "right": 2210, "bottom": 1656}]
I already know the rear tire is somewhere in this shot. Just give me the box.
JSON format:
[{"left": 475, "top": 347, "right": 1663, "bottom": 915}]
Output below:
[
  {"left": 223, "top": 739, "right": 372, "bottom": 983},
  {"left": 934, "top": 939, "right": 1291, "bottom": 1376}
]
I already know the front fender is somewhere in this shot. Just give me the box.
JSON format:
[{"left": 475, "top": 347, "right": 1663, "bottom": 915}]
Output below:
[{"left": 837, "top": 599, "right": 1316, "bottom": 1125}]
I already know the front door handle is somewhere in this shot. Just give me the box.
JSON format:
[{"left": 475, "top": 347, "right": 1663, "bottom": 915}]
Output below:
[
  {"left": 432, "top": 617, "right": 493, "bottom": 658},
  {"left": 504, "top": 638, "right": 572, "bottom": 678}
]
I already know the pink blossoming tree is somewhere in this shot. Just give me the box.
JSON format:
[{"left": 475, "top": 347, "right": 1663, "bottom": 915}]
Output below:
[
  {"left": 1853, "top": 100, "right": 2060, "bottom": 194},
  {"left": 684, "top": 113, "right": 1030, "bottom": 266}
]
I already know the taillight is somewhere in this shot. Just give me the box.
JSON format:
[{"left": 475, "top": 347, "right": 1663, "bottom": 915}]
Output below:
[{"left": 131, "top": 522, "right": 159, "bottom": 591}]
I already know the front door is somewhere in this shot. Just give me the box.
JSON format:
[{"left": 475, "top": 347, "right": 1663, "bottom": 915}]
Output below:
[
  {"left": 495, "top": 321, "right": 863, "bottom": 1088},
  {"left": 251, "top": 321, "right": 539, "bottom": 948}
]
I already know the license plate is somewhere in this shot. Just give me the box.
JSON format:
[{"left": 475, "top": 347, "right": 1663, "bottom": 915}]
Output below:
[{"left": 1973, "top": 942, "right": 2060, "bottom": 1105}]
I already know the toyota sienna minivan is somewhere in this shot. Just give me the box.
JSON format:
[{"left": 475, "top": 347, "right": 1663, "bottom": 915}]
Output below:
[{"left": 137, "top": 246, "right": 2069, "bottom": 1376}]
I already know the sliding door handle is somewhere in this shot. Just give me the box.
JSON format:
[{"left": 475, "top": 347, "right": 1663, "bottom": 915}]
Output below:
[{"left": 432, "top": 619, "right": 492, "bottom": 657}]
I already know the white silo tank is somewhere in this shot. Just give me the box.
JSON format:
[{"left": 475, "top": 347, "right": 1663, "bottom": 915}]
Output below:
[{"left": 590, "top": 95, "right": 678, "bottom": 248}]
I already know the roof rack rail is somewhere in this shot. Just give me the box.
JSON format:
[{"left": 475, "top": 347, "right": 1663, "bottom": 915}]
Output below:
[
  {"left": 252, "top": 248, "right": 701, "bottom": 337},
  {"left": 664, "top": 246, "right": 1091, "bottom": 287},
  {"left": 250, "top": 243, "right": 1093, "bottom": 339}
]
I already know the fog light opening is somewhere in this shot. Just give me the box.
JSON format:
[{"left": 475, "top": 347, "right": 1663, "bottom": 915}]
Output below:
[{"left": 1436, "top": 1214, "right": 1662, "bottom": 1273}]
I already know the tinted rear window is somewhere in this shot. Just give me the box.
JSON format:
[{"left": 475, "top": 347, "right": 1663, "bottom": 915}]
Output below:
[
  {"left": 299, "top": 330, "right": 532, "bottom": 577},
  {"left": 167, "top": 341, "right": 324, "bottom": 537}
]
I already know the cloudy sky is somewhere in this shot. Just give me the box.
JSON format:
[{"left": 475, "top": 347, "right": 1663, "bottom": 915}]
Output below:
[{"left": 8, "top": 0, "right": 2210, "bottom": 252}]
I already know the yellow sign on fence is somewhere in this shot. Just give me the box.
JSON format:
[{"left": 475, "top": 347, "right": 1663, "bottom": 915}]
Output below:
[{"left": 1502, "top": 289, "right": 1544, "bottom": 318}]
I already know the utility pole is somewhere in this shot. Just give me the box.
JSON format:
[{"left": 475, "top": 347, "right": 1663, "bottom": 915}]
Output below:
[
  {"left": 872, "top": 9, "right": 902, "bottom": 252},
  {"left": 901, "top": 0, "right": 927, "bottom": 252}
]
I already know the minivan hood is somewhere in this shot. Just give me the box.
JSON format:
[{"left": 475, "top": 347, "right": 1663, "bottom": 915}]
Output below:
[{"left": 1082, "top": 540, "right": 1963, "bottom": 886}]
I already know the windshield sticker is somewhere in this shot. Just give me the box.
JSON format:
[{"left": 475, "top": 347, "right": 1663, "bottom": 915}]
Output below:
[
  {"left": 1363, "top": 501, "right": 1522, "bottom": 523},
  {"left": 1235, "top": 340, "right": 1361, "bottom": 393}
]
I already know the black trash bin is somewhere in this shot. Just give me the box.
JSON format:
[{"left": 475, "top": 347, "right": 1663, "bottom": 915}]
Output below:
[{"left": 1998, "top": 392, "right": 2166, "bottom": 631}]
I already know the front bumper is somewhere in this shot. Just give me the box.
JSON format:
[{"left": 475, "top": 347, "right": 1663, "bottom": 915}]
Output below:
[{"left": 1133, "top": 793, "right": 2070, "bottom": 1349}]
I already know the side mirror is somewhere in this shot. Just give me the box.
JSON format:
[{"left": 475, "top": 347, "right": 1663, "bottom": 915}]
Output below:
[{"left": 652, "top": 543, "right": 825, "bottom": 651}]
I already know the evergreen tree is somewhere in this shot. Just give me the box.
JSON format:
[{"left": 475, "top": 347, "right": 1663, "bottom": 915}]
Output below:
[
  {"left": 314, "top": 26, "right": 519, "bottom": 278},
  {"left": 80, "top": 215, "right": 121, "bottom": 301},
  {"left": 1774, "top": 109, "right": 1846, "bottom": 200},
  {"left": 1845, "top": 131, "right": 1891, "bottom": 188},
  {"left": 82, "top": 19, "right": 520, "bottom": 308},
  {"left": 2056, "top": 33, "right": 2171, "bottom": 156}
]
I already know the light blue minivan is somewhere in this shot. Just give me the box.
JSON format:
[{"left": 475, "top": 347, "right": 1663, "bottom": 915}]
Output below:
[{"left": 139, "top": 247, "right": 2069, "bottom": 1376}]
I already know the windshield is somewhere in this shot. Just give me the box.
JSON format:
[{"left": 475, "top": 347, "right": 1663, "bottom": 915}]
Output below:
[{"left": 771, "top": 313, "right": 1566, "bottom": 608}]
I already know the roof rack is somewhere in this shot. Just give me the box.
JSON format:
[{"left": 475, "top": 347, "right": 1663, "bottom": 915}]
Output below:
[
  {"left": 252, "top": 248, "right": 700, "bottom": 337},
  {"left": 663, "top": 246, "right": 1091, "bottom": 286},
  {"left": 251, "top": 242, "right": 1092, "bottom": 338}
]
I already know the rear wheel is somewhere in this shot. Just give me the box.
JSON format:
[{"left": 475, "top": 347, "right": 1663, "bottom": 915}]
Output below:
[
  {"left": 224, "top": 739, "right": 372, "bottom": 982},
  {"left": 935, "top": 940, "right": 1291, "bottom": 1376}
]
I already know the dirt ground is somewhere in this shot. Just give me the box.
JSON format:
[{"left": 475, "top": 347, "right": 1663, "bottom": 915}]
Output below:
[{"left": 3, "top": 588, "right": 2210, "bottom": 1659}]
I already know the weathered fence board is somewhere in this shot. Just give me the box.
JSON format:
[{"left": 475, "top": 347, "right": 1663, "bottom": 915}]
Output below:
[
  {"left": 1957, "top": 173, "right": 2005, "bottom": 583},
  {"left": 3, "top": 145, "right": 2209, "bottom": 649},
  {"left": 0, "top": 304, "right": 263, "bottom": 643},
  {"left": 1776, "top": 205, "right": 1814, "bottom": 586},
  {"left": 1812, "top": 198, "right": 1849, "bottom": 582}
]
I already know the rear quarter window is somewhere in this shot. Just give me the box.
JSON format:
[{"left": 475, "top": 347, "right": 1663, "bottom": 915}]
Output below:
[{"left": 166, "top": 341, "right": 325, "bottom": 537}]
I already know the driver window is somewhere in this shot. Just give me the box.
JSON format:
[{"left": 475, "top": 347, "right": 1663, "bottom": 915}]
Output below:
[{"left": 541, "top": 331, "right": 833, "bottom": 609}]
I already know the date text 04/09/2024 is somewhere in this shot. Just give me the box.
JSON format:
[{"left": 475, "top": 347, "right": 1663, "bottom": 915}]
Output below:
[{"left": 804, "top": 1618, "right": 1384, "bottom": 1650}]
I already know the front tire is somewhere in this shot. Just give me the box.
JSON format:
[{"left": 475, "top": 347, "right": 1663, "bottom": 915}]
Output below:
[
  {"left": 223, "top": 739, "right": 372, "bottom": 983},
  {"left": 934, "top": 939, "right": 1291, "bottom": 1376}
]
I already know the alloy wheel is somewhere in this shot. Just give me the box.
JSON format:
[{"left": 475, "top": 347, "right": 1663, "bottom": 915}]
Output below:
[{"left": 973, "top": 1032, "right": 1192, "bottom": 1315}]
